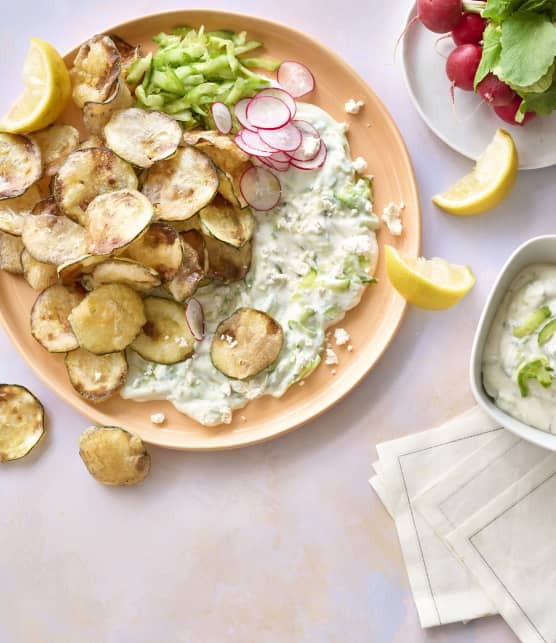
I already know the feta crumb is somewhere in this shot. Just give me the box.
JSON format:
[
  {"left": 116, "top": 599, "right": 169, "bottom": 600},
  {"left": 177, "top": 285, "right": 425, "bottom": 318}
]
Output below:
[
  {"left": 325, "top": 347, "right": 339, "bottom": 365},
  {"left": 175, "top": 335, "right": 189, "bottom": 347},
  {"left": 344, "top": 98, "right": 364, "bottom": 114},
  {"left": 220, "top": 382, "right": 232, "bottom": 396},
  {"left": 347, "top": 345, "right": 354, "bottom": 352},
  {"left": 222, "top": 334, "right": 238, "bottom": 348},
  {"left": 298, "top": 381, "right": 305, "bottom": 387},
  {"left": 339, "top": 122, "right": 349, "bottom": 133},
  {"left": 331, "top": 368, "right": 337, "bottom": 375},
  {"left": 352, "top": 156, "right": 367, "bottom": 174},
  {"left": 334, "top": 328, "right": 350, "bottom": 346},
  {"left": 220, "top": 407, "right": 232, "bottom": 424},
  {"left": 93, "top": 371, "right": 102, "bottom": 383},
  {"left": 150, "top": 413, "right": 165, "bottom": 425},
  {"left": 240, "top": 415, "right": 247, "bottom": 422},
  {"left": 382, "top": 201, "right": 404, "bottom": 236}
]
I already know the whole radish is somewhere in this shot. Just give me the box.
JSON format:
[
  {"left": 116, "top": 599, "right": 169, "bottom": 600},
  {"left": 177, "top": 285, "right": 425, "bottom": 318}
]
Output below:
[
  {"left": 446, "top": 43, "right": 483, "bottom": 91},
  {"left": 452, "top": 13, "right": 487, "bottom": 44},
  {"left": 417, "top": 0, "right": 463, "bottom": 33},
  {"left": 494, "top": 96, "right": 536, "bottom": 126},
  {"left": 477, "top": 73, "right": 516, "bottom": 107}
]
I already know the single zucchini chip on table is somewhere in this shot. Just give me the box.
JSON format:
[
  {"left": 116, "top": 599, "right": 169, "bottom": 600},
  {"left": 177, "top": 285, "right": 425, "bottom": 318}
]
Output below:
[
  {"left": 0, "top": 232, "right": 24, "bottom": 274},
  {"left": 0, "top": 384, "right": 44, "bottom": 462},
  {"left": 53, "top": 148, "right": 138, "bottom": 226},
  {"left": 104, "top": 108, "right": 182, "bottom": 168},
  {"left": 22, "top": 214, "right": 87, "bottom": 265},
  {"left": 30, "top": 283, "right": 85, "bottom": 353},
  {"left": 70, "top": 34, "right": 120, "bottom": 108},
  {"left": 29, "top": 124, "right": 80, "bottom": 176},
  {"left": 65, "top": 348, "right": 128, "bottom": 402},
  {"left": 86, "top": 189, "right": 153, "bottom": 255},
  {"left": 0, "top": 184, "right": 41, "bottom": 236},
  {"left": 142, "top": 146, "right": 218, "bottom": 222},
  {"left": 205, "top": 235, "right": 251, "bottom": 283},
  {"left": 57, "top": 254, "right": 105, "bottom": 285},
  {"left": 0, "top": 133, "right": 42, "bottom": 200},
  {"left": 79, "top": 425, "right": 150, "bottom": 486},
  {"left": 211, "top": 308, "right": 284, "bottom": 380},
  {"left": 165, "top": 230, "right": 206, "bottom": 301},
  {"left": 200, "top": 195, "right": 254, "bottom": 248},
  {"left": 91, "top": 258, "right": 161, "bottom": 292},
  {"left": 31, "top": 195, "right": 62, "bottom": 217},
  {"left": 21, "top": 249, "right": 58, "bottom": 291},
  {"left": 130, "top": 296, "right": 195, "bottom": 365},
  {"left": 82, "top": 81, "right": 133, "bottom": 137},
  {"left": 68, "top": 284, "right": 146, "bottom": 354},
  {"left": 125, "top": 222, "right": 182, "bottom": 281}
]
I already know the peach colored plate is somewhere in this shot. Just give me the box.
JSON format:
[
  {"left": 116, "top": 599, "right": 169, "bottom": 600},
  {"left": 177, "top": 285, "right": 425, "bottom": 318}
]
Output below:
[{"left": 0, "top": 10, "right": 420, "bottom": 450}]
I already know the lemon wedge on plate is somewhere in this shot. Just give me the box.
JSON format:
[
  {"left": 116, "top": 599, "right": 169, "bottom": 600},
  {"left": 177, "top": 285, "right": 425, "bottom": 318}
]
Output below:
[
  {"left": 385, "top": 245, "right": 475, "bottom": 310},
  {"left": 432, "top": 129, "right": 518, "bottom": 216},
  {"left": 0, "top": 38, "right": 71, "bottom": 134}
]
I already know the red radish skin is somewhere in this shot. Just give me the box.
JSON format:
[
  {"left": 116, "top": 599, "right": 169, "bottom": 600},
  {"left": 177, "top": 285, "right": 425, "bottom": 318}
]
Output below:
[
  {"left": 452, "top": 13, "right": 486, "bottom": 45},
  {"left": 477, "top": 73, "right": 516, "bottom": 107},
  {"left": 417, "top": 0, "right": 463, "bottom": 33},
  {"left": 446, "top": 43, "right": 482, "bottom": 91},
  {"left": 494, "top": 96, "right": 536, "bottom": 126},
  {"left": 185, "top": 298, "right": 205, "bottom": 341}
]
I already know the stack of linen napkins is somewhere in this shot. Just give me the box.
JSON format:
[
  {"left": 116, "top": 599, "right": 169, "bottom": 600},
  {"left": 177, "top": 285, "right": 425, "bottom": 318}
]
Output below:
[{"left": 370, "top": 407, "right": 556, "bottom": 643}]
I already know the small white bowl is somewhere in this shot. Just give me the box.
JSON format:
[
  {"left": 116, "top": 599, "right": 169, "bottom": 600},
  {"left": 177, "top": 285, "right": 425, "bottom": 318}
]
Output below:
[{"left": 470, "top": 235, "right": 556, "bottom": 451}]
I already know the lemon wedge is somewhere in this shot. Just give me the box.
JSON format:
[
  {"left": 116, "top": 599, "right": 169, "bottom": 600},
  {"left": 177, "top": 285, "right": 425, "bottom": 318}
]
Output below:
[
  {"left": 432, "top": 129, "right": 518, "bottom": 216},
  {"left": 0, "top": 38, "right": 71, "bottom": 134},
  {"left": 385, "top": 245, "right": 475, "bottom": 310}
]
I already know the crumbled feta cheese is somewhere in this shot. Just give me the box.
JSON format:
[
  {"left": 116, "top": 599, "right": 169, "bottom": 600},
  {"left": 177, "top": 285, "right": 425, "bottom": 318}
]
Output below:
[
  {"left": 150, "top": 413, "right": 165, "bottom": 425},
  {"left": 240, "top": 415, "right": 247, "bottom": 422},
  {"left": 382, "top": 201, "right": 404, "bottom": 236},
  {"left": 220, "top": 407, "right": 232, "bottom": 424},
  {"left": 344, "top": 98, "right": 364, "bottom": 114},
  {"left": 352, "top": 156, "right": 367, "bottom": 173},
  {"left": 334, "top": 328, "right": 350, "bottom": 346},
  {"left": 220, "top": 382, "right": 232, "bottom": 396},
  {"left": 298, "top": 381, "right": 305, "bottom": 387},
  {"left": 93, "top": 371, "right": 102, "bottom": 382},
  {"left": 347, "top": 345, "right": 354, "bottom": 352},
  {"left": 325, "top": 347, "right": 339, "bottom": 365},
  {"left": 175, "top": 335, "right": 190, "bottom": 347},
  {"left": 343, "top": 235, "right": 371, "bottom": 255},
  {"left": 222, "top": 334, "right": 238, "bottom": 348},
  {"left": 300, "top": 134, "right": 320, "bottom": 159},
  {"left": 331, "top": 368, "right": 337, "bottom": 375},
  {"left": 338, "top": 122, "right": 349, "bottom": 133}
]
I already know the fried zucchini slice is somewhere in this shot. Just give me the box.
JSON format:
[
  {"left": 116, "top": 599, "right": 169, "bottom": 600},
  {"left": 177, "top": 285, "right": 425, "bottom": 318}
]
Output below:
[
  {"left": 54, "top": 147, "right": 138, "bottom": 226},
  {"left": 205, "top": 235, "right": 251, "bottom": 283},
  {"left": 66, "top": 348, "right": 127, "bottom": 402},
  {"left": 79, "top": 425, "right": 150, "bottom": 486},
  {"left": 108, "top": 34, "right": 141, "bottom": 77},
  {"left": 22, "top": 250, "right": 58, "bottom": 291},
  {"left": 69, "top": 284, "right": 146, "bottom": 354},
  {"left": 0, "top": 232, "right": 24, "bottom": 274},
  {"left": 131, "top": 296, "right": 195, "bottom": 365},
  {"left": 0, "top": 133, "right": 42, "bottom": 200},
  {"left": 30, "top": 284, "right": 85, "bottom": 352},
  {"left": 83, "top": 81, "right": 133, "bottom": 137},
  {"left": 77, "top": 136, "right": 104, "bottom": 150},
  {"left": 170, "top": 214, "right": 202, "bottom": 233},
  {"left": 29, "top": 125, "right": 80, "bottom": 177},
  {"left": 86, "top": 189, "right": 153, "bottom": 256},
  {"left": 0, "top": 184, "right": 40, "bottom": 236},
  {"left": 104, "top": 108, "right": 182, "bottom": 168},
  {"left": 211, "top": 308, "right": 284, "bottom": 380},
  {"left": 165, "top": 230, "right": 206, "bottom": 301},
  {"left": 31, "top": 195, "right": 62, "bottom": 216},
  {"left": 22, "top": 214, "right": 87, "bottom": 265},
  {"left": 57, "top": 254, "right": 105, "bottom": 284},
  {"left": 0, "top": 384, "right": 44, "bottom": 462},
  {"left": 200, "top": 195, "right": 254, "bottom": 248},
  {"left": 142, "top": 146, "right": 218, "bottom": 222},
  {"left": 70, "top": 34, "right": 120, "bottom": 108},
  {"left": 125, "top": 222, "right": 182, "bottom": 281},
  {"left": 92, "top": 258, "right": 161, "bottom": 292}
]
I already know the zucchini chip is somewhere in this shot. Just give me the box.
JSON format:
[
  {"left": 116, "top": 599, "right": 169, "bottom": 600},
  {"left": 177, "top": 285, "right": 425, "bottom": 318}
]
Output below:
[
  {"left": 125, "top": 222, "right": 182, "bottom": 281},
  {"left": 0, "top": 184, "right": 41, "bottom": 236},
  {"left": 171, "top": 214, "right": 202, "bottom": 233},
  {"left": 30, "top": 283, "right": 85, "bottom": 352},
  {"left": 0, "top": 384, "right": 44, "bottom": 462},
  {"left": 165, "top": 230, "right": 206, "bottom": 301},
  {"left": 29, "top": 124, "right": 80, "bottom": 177},
  {"left": 21, "top": 250, "right": 58, "bottom": 291},
  {"left": 108, "top": 34, "right": 141, "bottom": 78},
  {"left": 31, "top": 195, "right": 62, "bottom": 217},
  {"left": 0, "top": 133, "right": 42, "bottom": 200},
  {"left": 142, "top": 146, "right": 218, "bottom": 222},
  {"left": 83, "top": 81, "right": 133, "bottom": 137},
  {"left": 211, "top": 308, "right": 284, "bottom": 380},
  {"left": 77, "top": 136, "right": 104, "bottom": 150},
  {"left": 57, "top": 254, "right": 105, "bottom": 284},
  {"left": 86, "top": 189, "right": 153, "bottom": 256},
  {"left": 92, "top": 258, "right": 161, "bottom": 292},
  {"left": 65, "top": 348, "right": 127, "bottom": 402},
  {"left": 79, "top": 425, "right": 150, "bottom": 486},
  {"left": 70, "top": 34, "right": 120, "bottom": 108},
  {"left": 130, "top": 296, "right": 195, "bottom": 365},
  {"left": 0, "top": 232, "right": 24, "bottom": 274},
  {"left": 205, "top": 235, "right": 251, "bottom": 283},
  {"left": 104, "top": 108, "right": 182, "bottom": 168},
  {"left": 22, "top": 214, "right": 87, "bottom": 265},
  {"left": 54, "top": 148, "right": 138, "bottom": 225},
  {"left": 68, "top": 284, "right": 146, "bottom": 354},
  {"left": 200, "top": 195, "right": 254, "bottom": 248}
]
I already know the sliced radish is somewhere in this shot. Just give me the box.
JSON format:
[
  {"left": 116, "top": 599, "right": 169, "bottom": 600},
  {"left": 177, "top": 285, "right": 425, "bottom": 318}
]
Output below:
[
  {"left": 258, "top": 156, "right": 290, "bottom": 172},
  {"left": 290, "top": 140, "right": 327, "bottom": 170},
  {"left": 255, "top": 88, "right": 297, "bottom": 118},
  {"left": 241, "top": 129, "right": 277, "bottom": 153},
  {"left": 246, "top": 96, "right": 291, "bottom": 130},
  {"left": 211, "top": 102, "right": 232, "bottom": 134},
  {"left": 185, "top": 298, "right": 205, "bottom": 341},
  {"left": 259, "top": 122, "right": 302, "bottom": 152},
  {"left": 277, "top": 61, "right": 315, "bottom": 98},
  {"left": 240, "top": 166, "right": 281, "bottom": 211},
  {"left": 288, "top": 120, "right": 321, "bottom": 162},
  {"left": 268, "top": 150, "right": 291, "bottom": 163},
  {"left": 234, "top": 133, "right": 273, "bottom": 157},
  {"left": 234, "top": 98, "right": 257, "bottom": 131}
]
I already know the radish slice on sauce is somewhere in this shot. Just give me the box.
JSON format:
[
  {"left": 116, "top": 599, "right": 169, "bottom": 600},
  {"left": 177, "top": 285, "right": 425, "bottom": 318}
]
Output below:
[
  {"left": 241, "top": 129, "right": 277, "bottom": 153},
  {"left": 259, "top": 156, "right": 291, "bottom": 172},
  {"left": 246, "top": 96, "right": 291, "bottom": 130},
  {"left": 259, "top": 122, "right": 302, "bottom": 152},
  {"left": 240, "top": 166, "right": 282, "bottom": 211},
  {"left": 288, "top": 120, "right": 321, "bottom": 161},
  {"left": 211, "top": 102, "right": 232, "bottom": 134},
  {"left": 234, "top": 98, "right": 257, "bottom": 131},
  {"left": 234, "top": 133, "right": 273, "bottom": 157},
  {"left": 255, "top": 88, "right": 297, "bottom": 118},
  {"left": 289, "top": 140, "right": 327, "bottom": 170},
  {"left": 277, "top": 61, "right": 315, "bottom": 98},
  {"left": 185, "top": 298, "right": 205, "bottom": 341}
]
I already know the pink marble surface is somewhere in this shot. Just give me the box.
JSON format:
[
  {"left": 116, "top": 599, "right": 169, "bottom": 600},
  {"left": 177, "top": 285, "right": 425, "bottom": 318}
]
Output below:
[{"left": 0, "top": 0, "right": 534, "bottom": 640}]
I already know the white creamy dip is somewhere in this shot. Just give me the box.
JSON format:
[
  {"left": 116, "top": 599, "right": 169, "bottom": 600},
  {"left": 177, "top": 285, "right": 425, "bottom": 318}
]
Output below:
[
  {"left": 483, "top": 264, "right": 556, "bottom": 433},
  {"left": 121, "top": 103, "right": 379, "bottom": 425}
]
